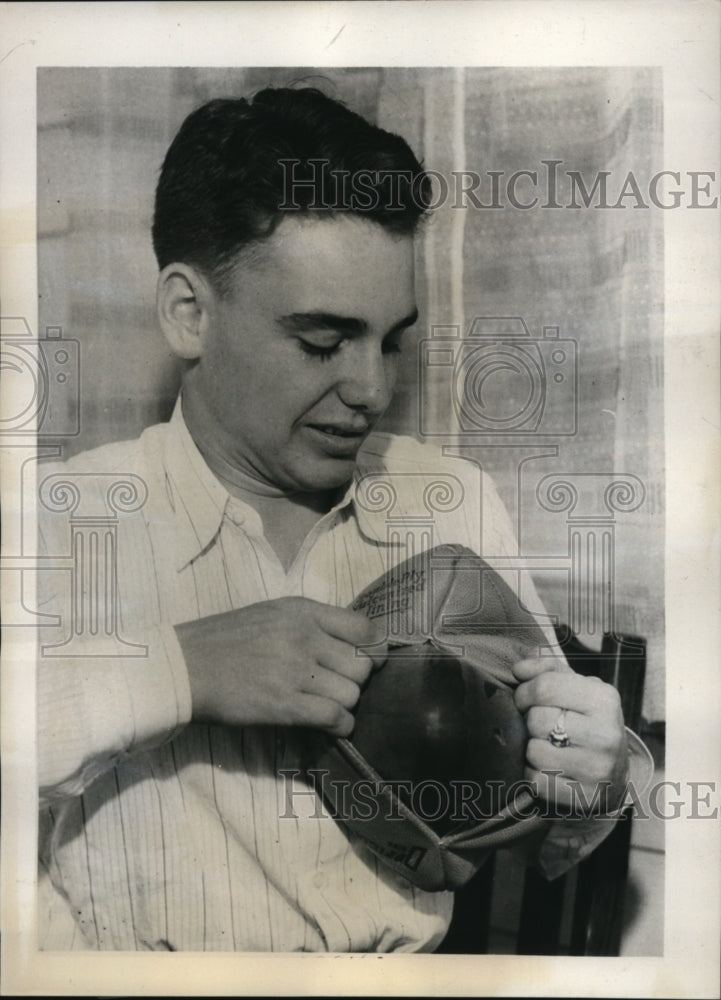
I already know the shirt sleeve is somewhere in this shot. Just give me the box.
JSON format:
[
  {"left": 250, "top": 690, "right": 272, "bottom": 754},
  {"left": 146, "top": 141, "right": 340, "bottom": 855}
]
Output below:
[
  {"left": 37, "top": 625, "right": 192, "bottom": 805},
  {"left": 533, "top": 728, "right": 655, "bottom": 879},
  {"left": 36, "top": 503, "right": 193, "bottom": 806}
]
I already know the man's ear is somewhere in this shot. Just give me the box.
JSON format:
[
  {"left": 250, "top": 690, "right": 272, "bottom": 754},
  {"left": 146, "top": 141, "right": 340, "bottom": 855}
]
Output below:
[{"left": 156, "top": 263, "right": 213, "bottom": 360}]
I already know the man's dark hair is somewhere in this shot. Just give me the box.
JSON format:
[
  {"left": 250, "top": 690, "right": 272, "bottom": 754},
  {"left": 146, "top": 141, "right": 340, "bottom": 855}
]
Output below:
[{"left": 152, "top": 86, "right": 431, "bottom": 291}]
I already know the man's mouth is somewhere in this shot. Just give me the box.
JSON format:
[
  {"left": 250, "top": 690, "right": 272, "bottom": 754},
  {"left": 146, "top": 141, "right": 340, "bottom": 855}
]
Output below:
[
  {"left": 305, "top": 422, "right": 371, "bottom": 455},
  {"left": 307, "top": 423, "right": 369, "bottom": 438}
]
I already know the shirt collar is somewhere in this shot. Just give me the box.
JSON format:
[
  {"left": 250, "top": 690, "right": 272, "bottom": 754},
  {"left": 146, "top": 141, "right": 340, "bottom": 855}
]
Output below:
[{"left": 350, "top": 448, "right": 406, "bottom": 547}]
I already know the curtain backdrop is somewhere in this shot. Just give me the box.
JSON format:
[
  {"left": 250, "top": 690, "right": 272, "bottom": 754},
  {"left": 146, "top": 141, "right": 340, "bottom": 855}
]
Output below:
[{"left": 37, "top": 66, "right": 664, "bottom": 720}]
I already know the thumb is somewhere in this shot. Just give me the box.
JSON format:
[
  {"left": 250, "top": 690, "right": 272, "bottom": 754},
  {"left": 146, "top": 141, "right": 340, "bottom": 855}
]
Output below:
[
  {"left": 361, "top": 639, "right": 389, "bottom": 670},
  {"left": 512, "top": 653, "right": 570, "bottom": 683},
  {"left": 358, "top": 618, "right": 389, "bottom": 669}
]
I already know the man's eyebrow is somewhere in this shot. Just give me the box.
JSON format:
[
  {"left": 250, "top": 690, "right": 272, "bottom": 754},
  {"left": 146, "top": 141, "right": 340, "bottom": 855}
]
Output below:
[
  {"left": 278, "top": 312, "right": 368, "bottom": 336},
  {"left": 390, "top": 307, "right": 419, "bottom": 334},
  {"left": 277, "top": 308, "right": 419, "bottom": 337}
]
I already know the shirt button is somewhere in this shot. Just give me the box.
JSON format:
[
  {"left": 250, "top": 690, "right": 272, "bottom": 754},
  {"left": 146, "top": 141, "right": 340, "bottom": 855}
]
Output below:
[{"left": 312, "top": 871, "right": 327, "bottom": 889}]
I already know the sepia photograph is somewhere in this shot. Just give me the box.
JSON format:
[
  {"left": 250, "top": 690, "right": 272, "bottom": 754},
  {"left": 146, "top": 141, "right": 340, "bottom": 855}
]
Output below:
[{"left": 1, "top": 2, "right": 719, "bottom": 997}]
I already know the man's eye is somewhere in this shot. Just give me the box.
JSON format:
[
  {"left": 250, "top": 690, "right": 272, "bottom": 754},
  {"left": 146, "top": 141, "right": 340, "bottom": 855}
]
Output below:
[{"left": 298, "top": 339, "right": 342, "bottom": 361}]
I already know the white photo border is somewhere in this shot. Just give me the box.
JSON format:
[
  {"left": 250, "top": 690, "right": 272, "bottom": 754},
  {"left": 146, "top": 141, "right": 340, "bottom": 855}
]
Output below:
[{"left": 1, "top": 2, "right": 719, "bottom": 996}]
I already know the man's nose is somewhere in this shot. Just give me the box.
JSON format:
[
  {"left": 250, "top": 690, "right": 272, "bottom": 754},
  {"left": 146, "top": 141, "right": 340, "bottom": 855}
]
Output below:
[{"left": 336, "top": 349, "right": 395, "bottom": 415}]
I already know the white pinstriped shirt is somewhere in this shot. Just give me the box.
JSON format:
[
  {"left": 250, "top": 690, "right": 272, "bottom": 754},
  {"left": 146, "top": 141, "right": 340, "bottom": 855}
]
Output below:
[{"left": 37, "top": 401, "right": 622, "bottom": 952}]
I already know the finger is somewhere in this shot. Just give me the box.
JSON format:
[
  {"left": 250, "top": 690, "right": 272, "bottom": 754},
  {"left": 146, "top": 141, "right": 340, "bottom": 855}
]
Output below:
[
  {"left": 315, "top": 635, "right": 376, "bottom": 683},
  {"left": 526, "top": 705, "right": 624, "bottom": 752},
  {"left": 295, "top": 693, "right": 356, "bottom": 738},
  {"left": 525, "top": 737, "right": 618, "bottom": 785},
  {"left": 526, "top": 705, "right": 579, "bottom": 746},
  {"left": 514, "top": 671, "right": 616, "bottom": 716},
  {"left": 526, "top": 705, "right": 619, "bottom": 750},
  {"left": 299, "top": 663, "right": 361, "bottom": 710},
  {"left": 523, "top": 766, "right": 622, "bottom": 815},
  {"left": 512, "top": 654, "right": 570, "bottom": 683},
  {"left": 313, "top": 603, "right": 386, "bottom": 650},
  {"left": 359, "top": 638, "right": 389, "bottom": 670}
]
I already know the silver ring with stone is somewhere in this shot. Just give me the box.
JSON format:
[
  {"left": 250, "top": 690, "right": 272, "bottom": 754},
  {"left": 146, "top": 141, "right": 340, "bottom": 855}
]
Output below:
[{"left": 549, "top": 709, "right": 570, "bottom": 748}]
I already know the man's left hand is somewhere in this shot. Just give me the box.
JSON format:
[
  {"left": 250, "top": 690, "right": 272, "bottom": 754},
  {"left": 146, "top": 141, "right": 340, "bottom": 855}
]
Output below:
[{"left": 512, "top": 655, "right": 629, "bottom": 814}]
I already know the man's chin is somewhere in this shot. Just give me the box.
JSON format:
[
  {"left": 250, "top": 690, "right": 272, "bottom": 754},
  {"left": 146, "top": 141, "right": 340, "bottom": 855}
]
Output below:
[
  {"left": 298, "top": 459, "right": 357, "bottom": 494},
  {"left": 284, "top": 450, "right": 360, "bottom": 497}
]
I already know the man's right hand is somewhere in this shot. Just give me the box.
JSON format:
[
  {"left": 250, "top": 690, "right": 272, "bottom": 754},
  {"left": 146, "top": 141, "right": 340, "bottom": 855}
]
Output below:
[{"left": 175, "top": 598, "right": 387, "bottom": 738}]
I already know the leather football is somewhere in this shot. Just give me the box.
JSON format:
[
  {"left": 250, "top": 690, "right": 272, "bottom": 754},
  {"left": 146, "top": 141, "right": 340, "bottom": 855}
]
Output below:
[
  {"left": 350, "top": 639, "right": 528, "bottom": 835},
  {"left": 308, "top": 545, "right": 548, "bottom": 890}
]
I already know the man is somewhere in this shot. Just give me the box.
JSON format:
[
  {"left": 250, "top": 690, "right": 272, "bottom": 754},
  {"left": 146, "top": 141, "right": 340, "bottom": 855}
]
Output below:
[{"left": 37, "top": 87, "right": 645, "bottom": 952}]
